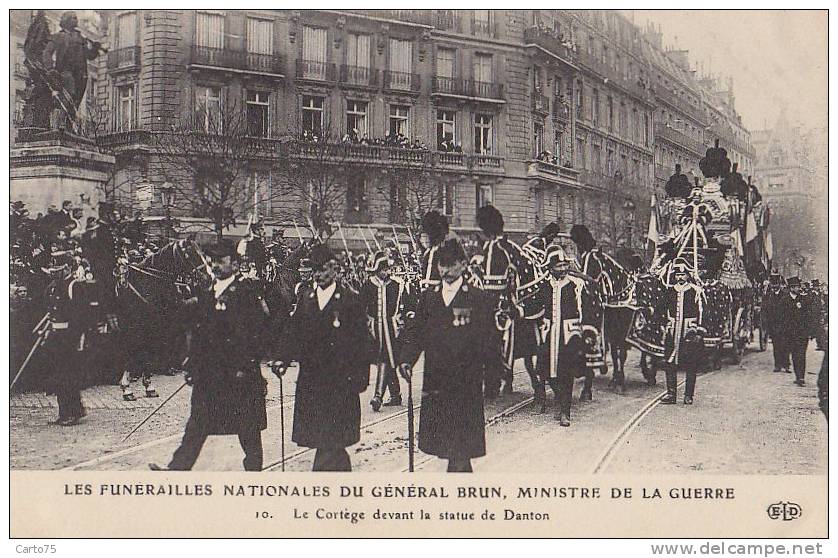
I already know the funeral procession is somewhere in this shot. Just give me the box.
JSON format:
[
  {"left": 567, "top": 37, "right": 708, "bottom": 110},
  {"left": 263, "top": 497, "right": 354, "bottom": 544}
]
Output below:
[{"left": 10, "top": 9, "right": 826, "bottom": 474}]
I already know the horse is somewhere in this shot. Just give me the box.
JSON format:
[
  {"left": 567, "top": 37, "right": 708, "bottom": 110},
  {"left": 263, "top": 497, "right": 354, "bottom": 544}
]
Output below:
[{"left": 114, "top": 239, "right": 211, "bottom": 400}]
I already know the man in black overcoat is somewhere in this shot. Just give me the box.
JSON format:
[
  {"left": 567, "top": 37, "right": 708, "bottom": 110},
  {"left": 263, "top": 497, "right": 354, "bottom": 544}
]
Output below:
[
  {"left": 764, "top": 272, "right": 790, "bottom": 372},
  {"left": 272, "top": 244, "right": 371, "bottom": 471},
  {"left": 399, "top": 239, "right": 494, "bottom": 472},
  {"left": 778, "top": 277, "right": 818, "bottom": 387},
  {"left": 150, "top": 239, "right": 270, "bottom": 471}
]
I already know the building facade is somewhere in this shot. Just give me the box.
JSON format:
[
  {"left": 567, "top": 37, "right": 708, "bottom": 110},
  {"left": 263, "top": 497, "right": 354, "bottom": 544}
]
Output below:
[{"left": 12, "top": 9, "right": 755, "bottom": 250}]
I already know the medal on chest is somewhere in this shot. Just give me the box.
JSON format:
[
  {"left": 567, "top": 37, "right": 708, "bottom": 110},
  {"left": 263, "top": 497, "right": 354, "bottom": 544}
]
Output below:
[{"left": 452, "top": 307, "right": 472, "bottom": 327}]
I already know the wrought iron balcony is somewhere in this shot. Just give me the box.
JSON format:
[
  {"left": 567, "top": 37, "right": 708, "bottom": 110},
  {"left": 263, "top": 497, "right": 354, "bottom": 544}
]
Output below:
[
  {"left": 472, "top": 19, "right": 495, "bottom": 37},
  {"left": 107, "top": 46, "right": 142, "bottom": 71},
  {"left": 339, "top": 65, "right": 379, "bottom": 87},
  {"left": 190, "top": 45, "right": 284, "bottom": 76},
  {"left": 383, "top": 70, "right": 421, "bottom": 92},
  {"left": 528, "top": 159, "right": 580, "bottom": 183},
  {"left": 654, "top": 86, "right": 706, "bottom": 124},
  {"left": 523, "top": 26, "right": 575, "bottom": 63},
  {"left": 295, "top": 60, "right": 337, "bottom": 82},
  {"left": 432, "top": 77, "right": 504, "bottom": 100},
  {"left": 552, "top": 97, "right": 571, "bottom": 121},
  {"left": 435, "top": 11, "right": 462, "bottom": 32},
  {"left": 654, "top": 123, "right": 706, "bottom": 157}
]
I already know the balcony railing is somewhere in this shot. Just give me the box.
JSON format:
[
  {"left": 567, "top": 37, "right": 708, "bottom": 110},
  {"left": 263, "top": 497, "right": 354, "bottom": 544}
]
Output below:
[
  {"left": 472, "top": 19, "right": 493, "bottom": 36},
  {"left": 190, "top": 45, "right": 284, "bottom": 75},
  {"left": 107, "top": 46, "right": 142, "bottom": 71},
  {"left": 528, "top": 159, "right": 580, "bottom": 183},
  {"left": 471, "top": 154, "right": 503, "bottom": 168},
  {"left": 532, "top": 93, "right": 550, "bottom": 114},
  {"left": 96, "top": 124, "right": 152, "bottom": 149},
  {"left": 339, "top": 65, "right": 379, "bottom": 87},
  {"left": 363, "top": 10, "right": 436, "bottom": 26},
  {"left": 576, "top": 49, "right": 651, "bottom": 102},
  {"left": 289, "top": 141, "right": 503, "bottom": 171},
  {"left": 654, "top": 123, "right": 706, "bottom": 156},
  {"left": 432, "top": 77, "right": 504, "bottom": 100},
  {"left": 296, "top": 60, "right": 336, "bottom": 82},
  {"left": 523, "top": 26, "right": 575, "bottom": 63},
  {"left": 383, "top": 70, "right": 421, "bottom": 92},
  {"left": 552, "top": 97, "right": 571, "bottom": 121},
  {"left": 654, "top": 86, "right": 706, "bottom": 124},
  {"left": 436, "top": 11, "right": 462, "bottom": 32}
]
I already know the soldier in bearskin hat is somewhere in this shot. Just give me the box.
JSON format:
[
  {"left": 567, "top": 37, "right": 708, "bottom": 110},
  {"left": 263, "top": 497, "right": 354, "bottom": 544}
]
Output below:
[
  {"left": 419, "top": 210, "right": 449, "bottom": 292},
  {"left": 271, "top": 243, "right": 371, "bottom": 471},
  {"left": 150, "top": 239, "right": 271, "bottom": 471}
]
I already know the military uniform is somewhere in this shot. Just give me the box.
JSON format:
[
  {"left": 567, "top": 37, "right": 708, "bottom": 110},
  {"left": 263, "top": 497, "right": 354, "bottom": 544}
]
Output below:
[
  {"left": 419, "top": 242, "right": 443, "bottom": 292},
  {"left": 276, "top": 255, "right": 371, "bottom": 471},
  {"left": 535, "top": 263, "right": 599, "bottom": 424},
  {"left": 360, "top": 260, "right": 407, "bottom": 410},
  {"left": 400, "top": 272, "right": 494, "bottom": 471},
  {"left": 658, "top": 266, "right": 704, "bottom": 403}
]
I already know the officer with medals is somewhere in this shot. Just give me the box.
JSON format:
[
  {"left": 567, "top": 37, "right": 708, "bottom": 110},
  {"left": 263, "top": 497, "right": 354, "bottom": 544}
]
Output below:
[
  {"left": 150, "top": 239, "right": 270, "bottom": 471},
  {"left": 399, "top": 239, "right": 494, "bottom": 472},
  {"left": 360, "top": 251, "right": 406, "bottom": 411},
  {"left": 659, "top": 258, "right": 704, "bottom": 405},
  {"left": 536, "top": 245, "right": 599, "bottom": 426},
  {"left": 271, "top": 244, "right": 371, "bottom": 471}
]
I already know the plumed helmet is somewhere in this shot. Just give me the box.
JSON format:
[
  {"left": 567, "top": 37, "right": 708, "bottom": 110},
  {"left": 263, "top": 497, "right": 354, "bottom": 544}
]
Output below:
[
  {"left": 366, "top": 250, "right": 390, "bottom": 273},
  {"left": 476, "top": 204, "right": 504, "bottom": 236}
]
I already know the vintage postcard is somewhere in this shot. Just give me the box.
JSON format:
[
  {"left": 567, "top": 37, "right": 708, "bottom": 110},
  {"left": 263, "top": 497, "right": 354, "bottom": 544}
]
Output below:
[{"left": 8, "top": 5, "right": 828, "bottom": 540}]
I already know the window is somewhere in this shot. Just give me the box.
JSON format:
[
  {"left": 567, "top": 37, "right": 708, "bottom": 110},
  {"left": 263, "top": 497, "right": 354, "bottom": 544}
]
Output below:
[
  {"left": 473, "top": 53, "right": 493, "bottom": 83},
  {"left": 533, "top": 122, "right": 544, "bottom": 157},
  {"left": 607, "top": 96, "right": 614, "bottom": 131},
  {"left": 115, "top": 11, "right": 138, "bottom": 49},
  {"left": 302, "top": 26, "right": 328, "bottom": 79},
  {"left": 246, "top": 90, "right": 270, "bottom": 137},
  {"left": 473, "top": 10, "right": 492, "bottom": 35},
  {"left": 535, "top": 189, "right": 544, "bottom": 224},
  {"left": 436, "top": 48, "right": 455, "bottom": 78},
  {"left": 246, "top": 17, "right": 272, "bottom": 55},
  {"left": 116, "top": 84, "right": 136, "bottom": 131},
  {"left": 477, "top": 184, "right": 493, "bottom": 208},
  {"left": 195, "top": 85, "right": 222, "bottom": 132},
  {"left": 302, "top": 95, "right": 324, "bottom": 136},
  {"left": 592, "top": 88, "right": 600, "bottom": 126},
  {"left": 643, "top": 113, "right": 650, "bottom": 147},
  {"left": 592, "top": 144, "right": 602, "bottom": 173},
  {"left": 389, "top": 105, "right": 410, "bottom": 137},
  {"left": 196, "top": 12, "right": 224, "bottom": 48},
  {"left": 346, "top": 100, "right": 367, "bottom": 136},
  {"left": 388, "top": 38, "right": 413, "bottom": 89},
  {"left": 346, "top": 176, "right": 366, "bottom": 219},
  {"left": 438, "top": 183, "right": 455, "bottom": 216},
  {"left": 248, "top": 170, "right": 272, "bottom": 217},
  {"left": 576, "top": 80, "right": 583, "bottom": 118},
  {"left": 606, "top": 148, "right": 615, "bottom": 175},
  {"left": 437, "top": 109, "right": 456, "bottom": 149},
  {"left": 554, "top": 130, "right": 564, "bottom": 163},
  {"left": 474, "top": 114, "right": 493, "bottom": 155},
  {"left": 577, "top": 138, "right": 586, "bottom": 169},
  {"left": 346, "top": 33, "right": 370, "bottom": 69}
]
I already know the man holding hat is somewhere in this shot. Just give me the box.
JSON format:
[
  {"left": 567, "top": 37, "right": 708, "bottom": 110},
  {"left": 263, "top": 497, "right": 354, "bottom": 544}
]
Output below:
[
  {"left": 778, "top": 277, "right": 818, "bottom": 386},
  {"left": 535, "top": 245, "right": 600, "bottom": 426},
  {"left": 659, "top": 258, "right": 704, "bottom": 404},
  {"left": 360, "top": 251, "right": 406, "bottom": 411},
  {"left": 272, "top": 243, "right": 371, "bottom": 471},
  {"left": 150, "top": 239, "right": 270, "bottom": 471}
]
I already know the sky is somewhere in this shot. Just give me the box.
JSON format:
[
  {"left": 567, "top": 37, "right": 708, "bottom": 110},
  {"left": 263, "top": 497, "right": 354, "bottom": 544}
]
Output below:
[{"left": 632, "top": 10, "right": 827, "bottom": 132}]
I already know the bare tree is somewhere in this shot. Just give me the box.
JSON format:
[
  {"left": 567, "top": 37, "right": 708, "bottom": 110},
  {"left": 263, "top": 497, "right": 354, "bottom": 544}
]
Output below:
[
  {"left": 375, "top": 152, "right": 439, "bottom": 228},
  {"left": 148, "top": 100, "right": 284, "bottom": 239}
]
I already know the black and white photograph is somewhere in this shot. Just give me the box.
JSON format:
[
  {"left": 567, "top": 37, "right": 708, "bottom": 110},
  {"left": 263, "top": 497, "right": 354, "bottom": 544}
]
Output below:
[{"left": 7, "top": 5, "right": 828, "bottom": 540}]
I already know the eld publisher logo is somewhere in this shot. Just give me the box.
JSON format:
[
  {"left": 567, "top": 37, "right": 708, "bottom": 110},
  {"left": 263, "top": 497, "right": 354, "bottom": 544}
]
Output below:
[{"left": 767, "top": 502, "right": 802, "bottom": 521}]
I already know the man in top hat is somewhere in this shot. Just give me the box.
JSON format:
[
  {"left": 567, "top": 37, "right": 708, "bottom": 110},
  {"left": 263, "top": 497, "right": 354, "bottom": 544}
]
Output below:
[
  {"left": 658, "top": 258, "right": 704, "bottom": 404},
  {"left": 535, "top": 245, "right": 600, "bottom": 426},
  {"left": 360, "top": 251, "right": 407, "bottom": 411},
  {"left": 763, "top": 271, "right": 790, "bottom": 373},
  {"left": 271, "top": 244, "right": 371, "bottom": 471},
  {"left": 150, "top": 239, "right": 270, "bottom": 471},
  {"left": 399, "top": 239, "right": 494, "bottom": 472},
  {"left": 777, "top": 277, "right": 818, "bottom": 386}
]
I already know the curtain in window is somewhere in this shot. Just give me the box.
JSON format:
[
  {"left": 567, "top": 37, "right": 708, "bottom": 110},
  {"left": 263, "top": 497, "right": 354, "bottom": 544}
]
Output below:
[
  {"left": 346, "top": 34, "right": 370, "bottom": 68},
  {"left": 116, "top": 12, "right": 137, "bottom": 49},
  {"left": 303, "top": 26, "right": 327, "bottom": 62},
  {"left": 473, "top": 54, "right": 492, "bottom": 82},
  {"left": 196, "top": 12, "right": 224, "bottom": 48},
  {"left": 389, "top": 39, "right": 412, "bottom": 73},
  {"left": 247, "top": 18, "right": 272, "bottom": 54}
]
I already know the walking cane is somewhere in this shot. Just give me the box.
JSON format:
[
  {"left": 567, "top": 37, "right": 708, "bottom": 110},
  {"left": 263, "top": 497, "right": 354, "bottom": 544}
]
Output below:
[
  {"left": 407, "top": 373, "right": 415, "bottom": 472},
  {"left": 122, "top": 380, "right": 188, "bottom": 442},
  {"left": 279, "top": 371, "right": 286, "bottom": 472}
]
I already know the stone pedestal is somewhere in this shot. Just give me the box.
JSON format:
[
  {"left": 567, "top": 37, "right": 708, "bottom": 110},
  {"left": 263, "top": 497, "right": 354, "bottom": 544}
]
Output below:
[{"left": 10, "top": 130, "right": 115, "bottom": 218}]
